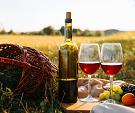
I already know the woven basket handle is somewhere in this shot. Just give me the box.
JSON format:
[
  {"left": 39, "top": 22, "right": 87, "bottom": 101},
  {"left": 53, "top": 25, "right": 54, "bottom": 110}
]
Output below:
[
  {"left": 0, "top": 57, "right": 40, "bottom": 70},
  {"left": 0, "top": 57, "right": 31, "bottom": 68}
]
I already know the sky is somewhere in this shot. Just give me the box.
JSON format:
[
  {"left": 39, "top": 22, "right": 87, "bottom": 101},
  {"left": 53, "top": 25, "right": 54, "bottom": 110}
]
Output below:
[{"left": 0, "top": 0, "right": 135, "bottom": 32}]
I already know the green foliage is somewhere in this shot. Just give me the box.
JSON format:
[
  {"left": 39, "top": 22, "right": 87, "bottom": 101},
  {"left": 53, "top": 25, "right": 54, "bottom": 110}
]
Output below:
[
  {"left": 8, "top": 30, "right": 15, "bottom": 35},
  {"left": 81, "top": 29, "right": 93, "bottom": 36},
  {"left": 0, "top": 29, "right": 6, "bottom": 34},
  {"left": 94, "top": 30, "right": 103, "bottom": 36},
  {"left": 0, "top": 26, "right": 106, "bottom": 36},
  {"left": 73, "top": 28, "right": 82, "bottom": 36},
  {"left": 0, "top": 82, "right": 64, "bottom": 113},
  {"left": 42, "top": 26, "right": 55, "bottom": 35},
  {"left": 0, "top": 29, "right": 15, "bottom": 35},
  {"left": 0, "top": 65, "right": 22, "bottom": 90},
  {"left": 60, "top": 26, "right": 64, "bottom": 35}
]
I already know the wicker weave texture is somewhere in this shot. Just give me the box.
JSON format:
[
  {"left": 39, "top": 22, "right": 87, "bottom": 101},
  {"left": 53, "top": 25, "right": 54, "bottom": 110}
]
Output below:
[{"left": 0, "top": 44, "right": 57, "bottom": 96}]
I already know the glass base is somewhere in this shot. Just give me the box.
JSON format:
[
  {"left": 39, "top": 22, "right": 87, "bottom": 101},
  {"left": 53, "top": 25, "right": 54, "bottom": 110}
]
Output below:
[
  {"left": 102, "top": 99, "right": 115, "bottom": 104},
  {"left": 79, "top": 96, "right": 99, "bottom": 102}
]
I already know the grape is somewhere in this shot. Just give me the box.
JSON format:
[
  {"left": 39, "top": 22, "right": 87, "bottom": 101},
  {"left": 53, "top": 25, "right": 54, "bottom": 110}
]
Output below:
[
  {"left": 111, "top": 86, "right": 123, "bottom": 101},
  {"left": 104, "top": 91, "right": 110, "bottom": 99},
  {"left": 132, "top": 89, "right": 135, "bottom": 95},
  {"left": 99, "top": 92, "right": 106, "bottom": 100},
  {"left": 113, "top": 86, "right": 123, "bottom": 95},
  {"left": 104, "top": 90, "right": 110, "bottom": 95},
  {"left": 99, "top": 84, "right": 135, "bottom": 102},
  {"left": 121, "top": 85, "right": 126, "bottom": 89},
  {"left": 121, "top": 85, "right": 128, "bottom": 92},
  {"left": 99, "top": 90, "right": 110, "bottom": 100},
  {"left": 128, "top": 84, "right": 135, "bottom": 89},
  {"left": 121, "top": 84, "right": 135, "bottom": 95},
  {"left": 112, "top": 92, "right": 121, "bottom": 101},
  {"left": 127, "top": 88, "right": 132, "bottom": 93}
]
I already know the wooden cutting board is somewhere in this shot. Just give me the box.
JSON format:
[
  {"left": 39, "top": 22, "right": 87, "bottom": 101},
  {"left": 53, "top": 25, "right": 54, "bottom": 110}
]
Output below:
[
  {"left": 61, "top": 101, "right": 99, "bottom": 113},
  {"left": 61, "top": 101, "right": 135, "bottom": 113}
]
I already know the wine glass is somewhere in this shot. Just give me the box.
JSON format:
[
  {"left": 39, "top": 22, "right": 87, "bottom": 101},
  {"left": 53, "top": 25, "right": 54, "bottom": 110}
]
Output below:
[
  {"left": 78, "top": 43, "right": 100, "bottom": 102},
  {"left": 101, "top": 43, "right": 123, "bottom": 103}
]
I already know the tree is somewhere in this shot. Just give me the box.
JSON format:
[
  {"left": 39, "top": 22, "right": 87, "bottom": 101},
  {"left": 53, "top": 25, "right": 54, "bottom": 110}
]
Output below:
[
  {"left": 0, "top": 29, "right": 6, "bottom": 34},
  {"left": 42, "top": 26, "right": 54, "bottom": 35},
  {"left": 81, "top": 29, "right": 92, "bottom": 36},
  {"left": 59, "top": 26, "right": 64, "bottom": 35},
  {"left": 8, "top": 30, "right": 14, "bottom": 34},
  {"left": 73, "top": 28, "right": 82, "bottom": 36},
  {"left": 95, "top": 30, "right": 102, "bottom": 36},
  {"left": 54, "top": 30, "right": 61, "bottom": 35}
]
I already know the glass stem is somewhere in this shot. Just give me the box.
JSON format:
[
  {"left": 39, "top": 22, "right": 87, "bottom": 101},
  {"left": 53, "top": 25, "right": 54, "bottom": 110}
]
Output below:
[
  {"left": 88, "top": 75, "right": 92, "bottom": 98},
  {"left": 109, "top": 75, "right": 113, "bottom": 99}
]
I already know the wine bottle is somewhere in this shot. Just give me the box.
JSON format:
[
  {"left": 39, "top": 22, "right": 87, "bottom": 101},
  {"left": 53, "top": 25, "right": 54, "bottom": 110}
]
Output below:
[{"left": 58, "top": 12, "right": 78, "bottom": 103}]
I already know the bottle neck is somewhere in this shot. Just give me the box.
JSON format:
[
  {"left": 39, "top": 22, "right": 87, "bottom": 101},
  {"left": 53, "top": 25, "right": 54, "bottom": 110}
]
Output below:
[{"left": 65, "top": 18, "right": 72, "bottom": 41}]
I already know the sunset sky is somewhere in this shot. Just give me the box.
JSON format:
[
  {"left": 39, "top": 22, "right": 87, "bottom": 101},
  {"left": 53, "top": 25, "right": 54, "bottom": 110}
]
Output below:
[{"left": 0, "top": 0, "right": 135, "bottom": 32}]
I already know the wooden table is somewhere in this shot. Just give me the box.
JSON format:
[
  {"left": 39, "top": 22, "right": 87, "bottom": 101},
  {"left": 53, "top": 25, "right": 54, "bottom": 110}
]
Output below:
[{"left": 62, "top": 101, "right": 135, "bottom": 113}]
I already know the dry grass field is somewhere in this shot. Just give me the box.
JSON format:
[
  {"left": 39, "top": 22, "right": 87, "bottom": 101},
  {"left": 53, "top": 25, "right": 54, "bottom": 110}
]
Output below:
[
  {"left": 0, "top": 32, "right": 135, "bottom": 82},
  {"left": 0, "top": 32, "right": 135, "bottom": 113}
]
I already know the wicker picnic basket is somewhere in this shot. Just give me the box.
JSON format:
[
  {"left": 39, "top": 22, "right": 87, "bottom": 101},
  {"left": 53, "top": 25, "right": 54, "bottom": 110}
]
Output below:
[{"left": 0, "top": 43, "right": 57, "bottom": 96}]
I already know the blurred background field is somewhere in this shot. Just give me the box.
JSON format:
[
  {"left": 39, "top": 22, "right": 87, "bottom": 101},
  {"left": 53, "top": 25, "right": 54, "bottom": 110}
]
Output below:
[{"left": 0, "top": 31, "right": 135, "bottom": 84}]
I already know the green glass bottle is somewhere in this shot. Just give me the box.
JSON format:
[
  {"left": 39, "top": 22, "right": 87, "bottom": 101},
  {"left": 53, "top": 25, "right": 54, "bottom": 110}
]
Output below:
[{"left": 58, "top": 12, "right": 78, "bottom": 103}]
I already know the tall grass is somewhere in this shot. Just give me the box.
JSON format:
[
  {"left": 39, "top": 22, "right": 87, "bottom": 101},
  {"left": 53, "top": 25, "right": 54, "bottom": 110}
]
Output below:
[
  {"left": 0, "top": 32, "right": 134, "bottom": 112},
  {"left": 0, "top": 32, "right": 135, "bottom": 83}
]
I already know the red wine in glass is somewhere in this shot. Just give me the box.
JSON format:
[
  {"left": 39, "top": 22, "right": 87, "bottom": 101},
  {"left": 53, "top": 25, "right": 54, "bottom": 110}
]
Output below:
[
  {"left": 101, "top": 63, "right": 122, "bottom": 76},
  {"left": 79, "top": 62, "right": 100, "bottom": 75},
  {"left": 101, "top": 43, "right": 123, "bottom": 103},
  {"left": 78, "top": 43, "right": 100, "bottom": 102}
]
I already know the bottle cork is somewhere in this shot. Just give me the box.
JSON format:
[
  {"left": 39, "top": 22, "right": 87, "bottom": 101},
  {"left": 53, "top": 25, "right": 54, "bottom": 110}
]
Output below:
[{"left": 66, "top": 12, "right": 71, "bottom": 19}]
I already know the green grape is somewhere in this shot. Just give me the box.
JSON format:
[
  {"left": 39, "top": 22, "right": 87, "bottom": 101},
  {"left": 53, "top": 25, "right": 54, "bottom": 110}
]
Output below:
[
  {"left": 104, "top": 90, "right": 110, "bottom": 99},
  {"left": 112, "top": 92, "right": 121, "bottom": 101},
  {"left": 113, "top": 86, "right": 123, "bottom": 95},
  {"left": 99, "top": 86, "right": 123, "bottom": 102},
  {"left": 99, "top": 92, "right": 106, "bottom": 100},
  {"left": 99, "top": 90, "right": 110, "bottom": 100}
]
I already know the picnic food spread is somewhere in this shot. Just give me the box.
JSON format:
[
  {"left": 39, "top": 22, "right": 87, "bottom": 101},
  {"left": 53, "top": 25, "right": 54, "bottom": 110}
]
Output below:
[{"left": 78, "top": 78, "right": 135, "bottom": 106}]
